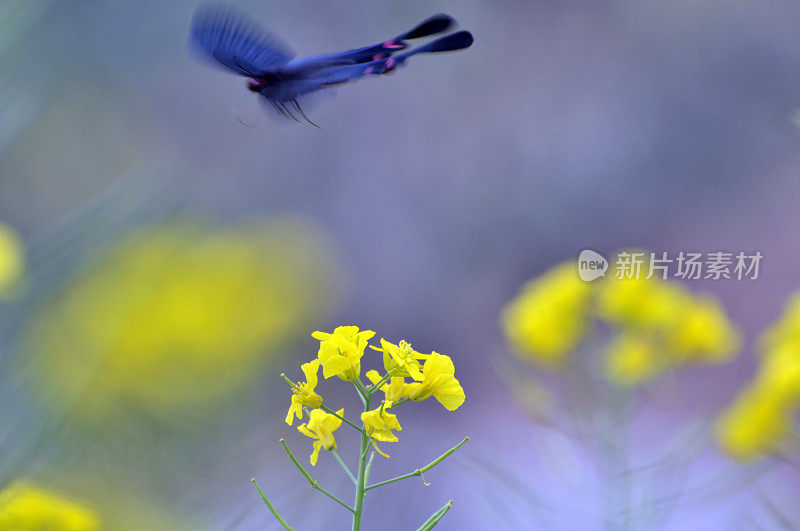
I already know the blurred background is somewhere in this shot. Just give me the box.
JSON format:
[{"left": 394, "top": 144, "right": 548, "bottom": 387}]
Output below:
[{"left": 1, "top": 0, "right": 800, "bottom": 529}]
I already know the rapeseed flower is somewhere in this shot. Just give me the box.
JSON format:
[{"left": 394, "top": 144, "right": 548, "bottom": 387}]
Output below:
[
  {"left": 405, "top": 352, "right": 465, "bottom": 411},
  {"left": 285, "top": 359, "right": 323, "bottom": 425},
  {"left": 362, "top": 402, "right": 403, "bottom": 456},
  {"left": 366, "top": 370, "right": 408, "bottom": 402},
  {"left": 716, "top": 388, "right": 793, "bottom": 461},
  {"left": 503, "top": 255, "right": 739, "bottom": 387},
  {"left": 26, "top": 220, "right": 330, "bottom": 423},
  {"left": 502, "top": 263, "right": 592, "bottom": 367},
  {"left": 717, "top": 290, "right": 800, "bottom": 460},
  {"left": 605, "top": 332, "right": 665, "bottom": 386},
  {"left": 312, "top": 326, "right": 375, "bottom": 381},
  {"left": 297, "top": 408, "right": 344, "bottom": 465},
  {"left": 667, "top": 295, "right": 740, "bottom": 362},
  {"left": 0, "top": 482, "right": 100, "bottom": 530},
  {"left": 370, "top": 339, "right": 428, "bottom": 380},
  {"left": 263, "top": 325, "right": 468, "bottom": 529}
]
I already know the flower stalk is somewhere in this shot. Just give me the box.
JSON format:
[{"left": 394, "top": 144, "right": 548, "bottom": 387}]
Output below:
[{"left": 253, "top": 326, "right": 467, "bottom": 529}]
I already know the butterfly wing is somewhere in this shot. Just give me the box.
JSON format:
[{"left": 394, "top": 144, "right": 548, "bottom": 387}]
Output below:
[
  {"left": 190, "top": 3, "right": 294, "bottom": 77},
  {"left": 285, "top": 14, "right": 456, "bottom": 73},
  {"left": 307, "top": 31, "right": 474, "bottom": 87}
]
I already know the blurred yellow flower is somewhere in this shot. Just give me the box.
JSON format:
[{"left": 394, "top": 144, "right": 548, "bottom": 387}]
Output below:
[
  {"left": 0, "top": 223, "right": 23, "bottom": 298},
  {"left": 667, "top": 295, "right": 740, "bottom": 362},
  {"left": 757, "top": 341, "right": 800, "bottom": 406},
  {"left": 405, "top": 352, "right": 465, "bottom": 411},
  {"left": 605, "top": 332, "right": 665, "bottom": 386},
  {"left": 502, "top": 263, "right": 592, "bottom": 367},
  {"left": 717, "top": 290, "right": 800, "bottom": 460},
  {"left": 370, "top": 339, "right": 427, "bottom": 380},
  {"left": 716, "top": 388, "right": 793, "bottom": 461},
  {"left": 0, "top": 482, "right": 100, "bottom": 531},
  {"left": 26, "top": 219, "right": 331, "bottom": 423},
  {"left": 503, "top": 255, "right": 739, "bottom": 387},
  {"left": 760, "top": 291, "right": 800, "bottom": 353},
  {"left": 285, "top": 359, "right": 323, "bottom": 426},
  {"left": 361, "top": 402, "right": 402, "bottom": 443},
  {"left": 312, "top": 326, "right": 375, "bottom": 381},
  {"left": 597, "top": 275, "right": 686, "bottom": 332},
  {"left": 298, "top": 408, "right": 344, "bottom": 465}
]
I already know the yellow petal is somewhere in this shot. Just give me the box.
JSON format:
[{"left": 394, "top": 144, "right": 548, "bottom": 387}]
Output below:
[
  {"left": 320, "top": 355, "right": 353, "bottom": 379},
  {"left": 310, "top": 440, "right": 322, "bottom": 466},
  {"left": 423, "top": 352, "right": 455, "bottom": 379},
  {"left": 371, "top": 440, "right": 391, "bottom": 459},
  {"left": 297, "top": 423, "right": 316, "bottom": 439},
  {"left": 301, "top": 359, "right": 321, "bottom": 388},
  {"left": 431, "top": 375, "right": 465, "bottom": 411},
  {"left": 285, "top": 402, "right": 301, "bottom": 425}
]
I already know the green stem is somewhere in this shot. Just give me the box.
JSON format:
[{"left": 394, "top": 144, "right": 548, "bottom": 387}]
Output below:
[
  {"left": 385, "top": 397, "right": 411, "bottom": 410},
  {"left": 353, "top": 378, "right": 369, "bottom": 404},
  {"left": 351, "top": 393, "right": 371, "bottom": 530},
  {"left": 416, "top": 500, "right": 454, "bottom": 531},
  {"left": 279, "top": 439, "right": 354, "bottom": 513},
  {"left": 331, "top": 449, "right": 357, "bottom": 485},
  {"left": 367, "top": 369, "right": 395, "bottom": 397},
  {"left": 364, "top": 451, "right": 376, "bottom": 485},
  {"left": 280, "top": 373, "right": 298, "bottom": 387},
  {"left": 251, "top": 478, "right": 294, "bottom": 530},
  {"left": 366, "top": 436, "right": 469, "bottom": 491}
]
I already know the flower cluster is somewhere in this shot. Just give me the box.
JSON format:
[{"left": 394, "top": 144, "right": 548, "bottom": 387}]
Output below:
[
  {"left": 25, "top": 219, "right": 331, "bottom": 423},
  {"left": 285, "top": 326, "right": 465, "bottom": 463},
  {"left": 716, "top": 291, "right": 800, "bottom": 460},
  {"left": 263, "top": 325, "right": 467, "bottom": 530},
  {"left": 501, "top": 254, "right": 740, "bottom": 385}
]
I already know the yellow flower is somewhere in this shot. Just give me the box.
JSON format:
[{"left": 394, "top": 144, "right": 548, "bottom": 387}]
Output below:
[
  {"left": 502, "top": 262, "right": 592, "bottom": 367},
  {"left": 760, "top": 292, "right": 800, "bottom": 352},
  {"left": 25, "top": 220, "right": 331, "bottom": 424},
  {"left": 716, "top": 289, "right": 800, "bottom": 461},
  {"left": 370, "top": 339, "right": 428, "bottom": 380},
  {"left": 667, "top": 295, "right": 740, "bottom": 363},
  {"left": 597, "top": 275, "right": 686, "bottom": 332},
  {"left": 758, "top": 341, "right": 800, "bottom": 406},
  {"left": 0, "top": 223, "right": 23, "bottom": 298},
  {"left": 715, "top": 388, "right": 793, "bottom": 461},
  {"left": 405, "top": 352, "right": 465, "bottom": 411},
  {"left": 297, "top": 408, "right": 344, "bottom": 466},
  {"left": 285, "top": 359, "right": 323, "bottom": 425},
  {"left": 312, "top": 326, "right": 375, "bottom": 381},
  {"left": 361, "top": 402, "right": 402, "bottom": 443},
  {"left": 605, "top": 332, "right": 666, "bottom": 386},
  {"left": 366, "top": 370, "right": 408, "bottom": 402},
  {"left": 598, "top": 268, "right": 739, "bottom": 381},
  {"left": 0, "top": 482, "right": 100, "bottom": 530}
]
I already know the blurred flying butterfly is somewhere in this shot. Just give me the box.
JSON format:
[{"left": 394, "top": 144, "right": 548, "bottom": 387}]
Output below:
[{"left": 190, "top": 4, "right": 474, "bottom": 126}]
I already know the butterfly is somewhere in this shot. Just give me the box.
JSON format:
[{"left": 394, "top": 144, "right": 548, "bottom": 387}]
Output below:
[{"left": 190, "top": 4, "right": 474, "bottom": 125}]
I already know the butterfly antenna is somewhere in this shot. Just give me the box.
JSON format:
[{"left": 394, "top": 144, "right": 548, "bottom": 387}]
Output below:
[
  {"left": 280, "top": 101, "right": 302, "bottom": 123},
  {"left": 233, "top": 95, "right": 259, "bottom": 127},
  {"left": 268, "top": 99, "right": 292, "bottom": 121},
  {"left": 292, "top": 99, "right": 320, "bottom": 128}
]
